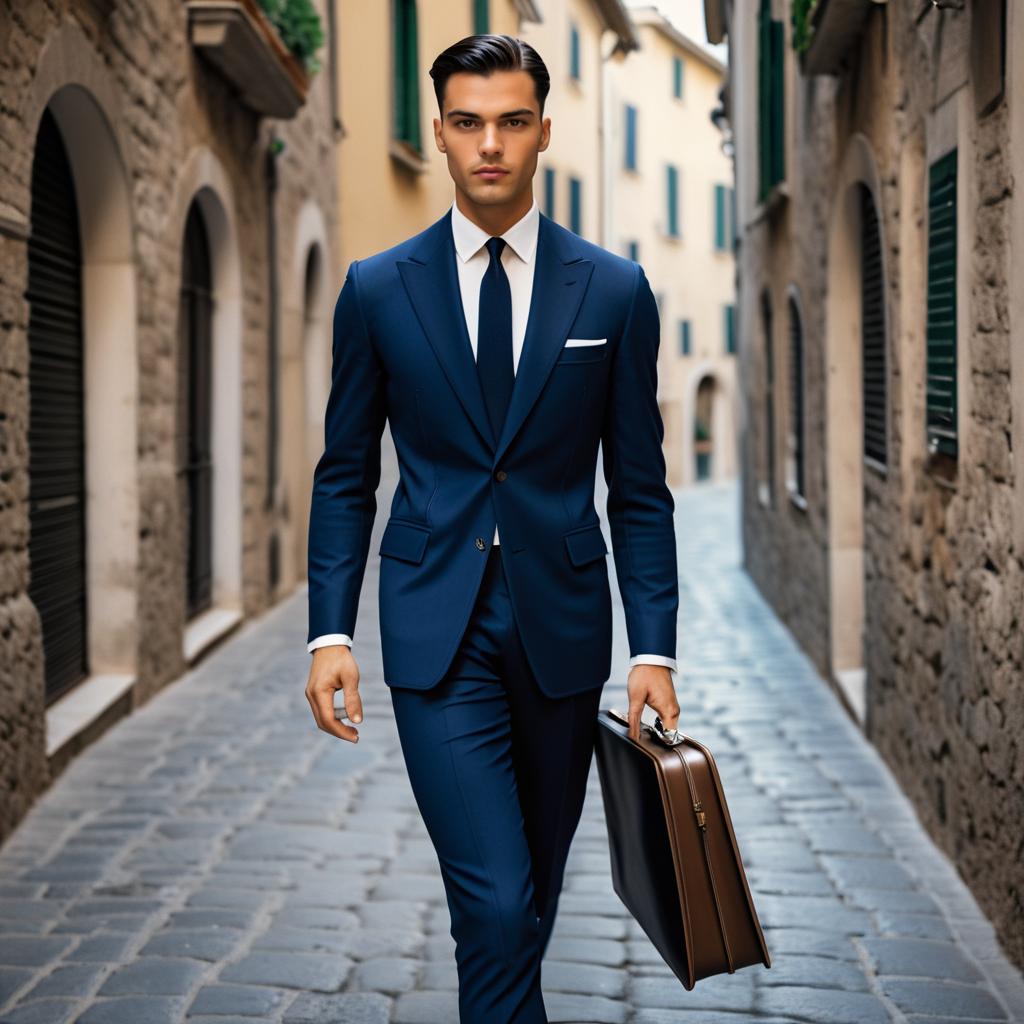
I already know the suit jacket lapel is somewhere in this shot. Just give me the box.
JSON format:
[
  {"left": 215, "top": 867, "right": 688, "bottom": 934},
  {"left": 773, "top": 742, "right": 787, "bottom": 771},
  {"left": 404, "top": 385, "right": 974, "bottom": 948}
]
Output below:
[
  {"left": 396, "top": 207, "right": 595, "bottom": 461},
  {"left": 397, "top": 209, "right": 497, "bottom": 450},
  {"left": 493, "top": 213, "right": 594, "bottom": 465}
]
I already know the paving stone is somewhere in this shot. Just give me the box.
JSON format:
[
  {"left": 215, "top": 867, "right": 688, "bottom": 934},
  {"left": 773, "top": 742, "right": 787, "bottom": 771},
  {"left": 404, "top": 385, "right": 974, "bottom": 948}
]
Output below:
[
  {"left": 283, "top": 991, "right": 392, "bottom": 1024},
  {"left": 861, "top": 936, "right": 985, "bottom": 982},
  {"left": 0, "top": 937, "right": 76, "bottom": 968},
  {"left": 218, "top": 951, "right": 351, "bottom": 992},
  {"left": 758, "top": 985, "right": 892, "bottom": 1023},
  {"left": 540, "top": 959, "right": 627, "bottom": 997},
  {"left": 392, "top": 989, "right": 459, "bottom": 1023},
  {"left": 22, "top": 962, "right": 106, "bottom": 999},
  {"left": 350, "top": 956, "right": 421, "bottom": 994},
  {"left": 543, "top": 936, "right": 626, "bottom": 966},
  {"left": 880, "top": 978, "right": 1008, "bottom": 1019},
  {"left": 187, "top": 982, "right": 288, "bottom": 1016},
  {"left": 76, "top": 995, "right": 185, "bottom": 1024},
  {"left": 137, "top": 930, "right": 243, "bottom": 961},
  {"left": 0, "top": 967, "right": 37, "bottom": 1003},
  {"left": 96, "top": 957, "right": 208, "bottom": 996},
  {"left": 0, "top": 998, "right": 79, "bottom": 1024}
]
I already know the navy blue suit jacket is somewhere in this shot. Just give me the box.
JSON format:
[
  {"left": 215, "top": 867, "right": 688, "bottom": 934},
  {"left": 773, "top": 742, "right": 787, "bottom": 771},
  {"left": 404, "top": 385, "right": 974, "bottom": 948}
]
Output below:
[{"left": 307, "top": 206, "right": 678, "bottom": 698}]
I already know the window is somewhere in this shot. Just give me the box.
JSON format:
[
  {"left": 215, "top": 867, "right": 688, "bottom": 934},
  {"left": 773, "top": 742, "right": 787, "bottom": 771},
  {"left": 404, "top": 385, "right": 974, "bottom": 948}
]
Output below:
[
  {"left": 472, "top": 0, "right": 488, "bottom": 33},
  {"left": 757, "top": 0, "right": 784, "bottom": 202},
  {"left": 762, "top": 292, "right": 775, "bottom": 504},
  {"left": 624, "top": 104, "right": 637, "bottom": 171},
  {"left": 393, "top": 0, "right": 421, "bottom": 152},
  {"left": 787, "top": 295, "right": 806, "bottom": 501},
  {"left": 926, "top": 148, "right": 958, "bottom": 459},
  {"left": 673, "top": 55, "right": 685, "bottom": 99},
  {"left": 666, "top": 164, "right": 679, "bottom": 238},
  {"left": 627, "top": 240, "right": 639, "bottom": 262},
  {"left": 714, "top": 184, "right": 735, "bottom": 251},
  {"left": 860, "top": 185, "right": 887, "bottom": 467},
  {"left": 569, "top": 22, "right": 580, "bottom": 81},
  {"left": 544, "top": 167, "right": 556, "bottom": 220},
  {"left": 679, "top": 319, "right": 692, "bottom": 356},
  {"left": 569, "top": 176, "right": 582, "bottom": 235},
  {"left": 724, "top": 303, "right": 736, "bottom": 354}
]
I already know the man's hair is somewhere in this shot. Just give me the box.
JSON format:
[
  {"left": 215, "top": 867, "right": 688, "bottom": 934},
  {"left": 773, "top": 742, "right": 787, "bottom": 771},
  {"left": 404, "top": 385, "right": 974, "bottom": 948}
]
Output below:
[{"left": 429, "top": 34, "right": 550, "bottom": 119}]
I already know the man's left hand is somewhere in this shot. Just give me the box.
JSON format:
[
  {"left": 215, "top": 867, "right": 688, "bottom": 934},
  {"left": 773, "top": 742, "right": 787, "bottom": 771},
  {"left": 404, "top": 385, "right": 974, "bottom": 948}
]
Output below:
[{"left": 626, "top": 664, "right": 680, "bottom": 742}]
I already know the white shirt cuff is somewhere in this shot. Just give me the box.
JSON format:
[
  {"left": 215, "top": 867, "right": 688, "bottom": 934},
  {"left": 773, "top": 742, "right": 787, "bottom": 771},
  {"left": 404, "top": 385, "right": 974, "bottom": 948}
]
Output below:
[
  {"left": 630, "top": 653, "right": 678, "bottom": 675},
  {"left": 308, "top": 633, "right": 354, "bottom": 653}
]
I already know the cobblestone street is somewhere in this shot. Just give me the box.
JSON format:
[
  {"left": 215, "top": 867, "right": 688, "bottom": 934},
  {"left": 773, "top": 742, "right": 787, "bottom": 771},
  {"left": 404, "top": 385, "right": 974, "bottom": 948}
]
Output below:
[{"left": 2, "top": 447, "right": 1023, "bottom": 1023}]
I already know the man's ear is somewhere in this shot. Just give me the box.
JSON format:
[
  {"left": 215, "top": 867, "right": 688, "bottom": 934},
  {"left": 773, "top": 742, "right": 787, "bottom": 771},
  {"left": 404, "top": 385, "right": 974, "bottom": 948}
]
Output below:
[{"left": 433, "top": 117, "right": 445, "bottom": 153}]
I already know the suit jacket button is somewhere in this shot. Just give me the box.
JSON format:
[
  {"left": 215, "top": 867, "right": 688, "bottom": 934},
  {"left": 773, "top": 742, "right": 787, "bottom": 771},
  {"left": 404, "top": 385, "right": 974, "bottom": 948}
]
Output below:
[
  {"left": 475, "top": 537, "right": 486, "bottom": 550},
  {"left": 495, "top": 469, "right": 508, "bottom": 482}
]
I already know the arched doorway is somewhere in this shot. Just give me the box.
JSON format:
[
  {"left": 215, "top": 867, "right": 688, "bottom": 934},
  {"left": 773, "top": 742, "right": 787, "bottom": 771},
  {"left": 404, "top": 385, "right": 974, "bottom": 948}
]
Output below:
[
  {"left": 177, "top": 200, "right": 215, "bottom": 621},
  {"left": 27, "top": 107, "right": 87, "bottom": 702},
  {"left": 824, "top": 134, "right": 889, "bottom": 723},
  {"left": 694, "top": 376, "right": 716, "bottom": 481}
]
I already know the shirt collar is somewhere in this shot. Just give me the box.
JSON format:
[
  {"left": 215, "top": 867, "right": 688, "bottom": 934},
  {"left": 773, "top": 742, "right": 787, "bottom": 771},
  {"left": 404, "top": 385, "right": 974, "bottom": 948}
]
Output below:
[{"left": 450, "top": 195, "right": 539, "bottom": 265}]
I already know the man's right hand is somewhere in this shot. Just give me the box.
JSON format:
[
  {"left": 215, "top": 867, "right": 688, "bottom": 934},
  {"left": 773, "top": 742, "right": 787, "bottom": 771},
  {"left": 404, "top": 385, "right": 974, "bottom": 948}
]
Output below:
[{"left": 305, "top": 646, "right": 363, "bottom": 743}]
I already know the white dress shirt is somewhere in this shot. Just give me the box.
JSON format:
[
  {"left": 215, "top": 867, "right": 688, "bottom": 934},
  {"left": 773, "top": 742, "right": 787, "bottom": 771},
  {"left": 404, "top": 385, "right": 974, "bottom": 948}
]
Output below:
[{"left": 309, "top": 197, "right": 677, "bottom": 678}]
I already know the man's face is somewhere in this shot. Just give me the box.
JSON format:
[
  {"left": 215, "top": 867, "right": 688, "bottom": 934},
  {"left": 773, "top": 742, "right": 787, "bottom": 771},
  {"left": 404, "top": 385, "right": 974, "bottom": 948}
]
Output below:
[{"left": 434, "top": 69, "right": 550, "bottom": 211}]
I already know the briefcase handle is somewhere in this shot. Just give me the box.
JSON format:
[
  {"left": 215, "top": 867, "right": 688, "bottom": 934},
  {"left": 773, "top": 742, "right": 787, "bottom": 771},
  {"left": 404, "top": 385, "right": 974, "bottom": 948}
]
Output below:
[{"left": 607, "top": 707, "right": 686, "bottom": 747}]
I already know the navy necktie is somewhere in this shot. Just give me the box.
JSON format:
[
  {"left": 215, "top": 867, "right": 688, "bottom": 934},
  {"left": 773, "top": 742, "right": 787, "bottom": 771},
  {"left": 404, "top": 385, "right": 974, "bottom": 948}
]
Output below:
[{"left": 476, "top": 236, "right": 514, "bottom": 441}]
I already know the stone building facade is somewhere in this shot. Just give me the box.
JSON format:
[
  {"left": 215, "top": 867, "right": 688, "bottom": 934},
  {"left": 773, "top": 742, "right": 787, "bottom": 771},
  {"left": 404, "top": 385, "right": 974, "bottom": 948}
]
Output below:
[
  {"left": 0, "top": 0, "right": 337, "bottom": 841},
  {"left": 704, "top": 0, "right": 1024, "bottom": 969}
]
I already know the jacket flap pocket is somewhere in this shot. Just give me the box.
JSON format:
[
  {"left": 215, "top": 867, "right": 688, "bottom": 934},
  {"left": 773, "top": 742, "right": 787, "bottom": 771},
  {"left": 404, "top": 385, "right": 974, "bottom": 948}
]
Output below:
[
  {"left": 379, "top": 518, "right": 430, "bottom": 564},
  {"left": 563, "top": 522, "right": 609, "bottom": 567}
]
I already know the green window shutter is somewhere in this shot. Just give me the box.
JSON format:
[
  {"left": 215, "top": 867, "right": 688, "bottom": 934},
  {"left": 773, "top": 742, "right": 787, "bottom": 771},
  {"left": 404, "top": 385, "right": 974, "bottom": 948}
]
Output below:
[
  {"left": 926, "top": 149, "right": 958, "bottom": 458},
  {"left": 624, "top": 104, "right": 637, "bottom": 170},
  {"left": 667, "top": 164, "right": 678, "bottom": 237},
  {"left": 714, "top": 184, "right": 726, "bottom": 250},
  {"left": 769, "top": 17, "right": 785, "bottom": 189},
  {"left": 544, "top": 167, "right": 556, "bottom": 220},
  {"left": 673, "top": 55, "right": 684, "bottom": 99},
  {"left": 757, "top": 0, "right": 784, "bottom": 202},
  {"left": 679, "top": 319, "right": 691, "bottom": 356},
  {"left": 724, "top": 303, "right": 736, "bottom": 354},
  {"left": 569, "top": 176, "right": 582, "bottom": 235},
  {"left": 570, "top": 23, "right": 580, "bottom": 80},
  {"left": 757, "top": 0, "right": 772, "bottom": 203},
  {"left": 860, "top": 185, "right": 887, "bottom": 466},
  {"left": 473, "top": 0, "right": 489, "bottom": 34},
  {"left": 393, "top": 0, "right": 421, "bottom": 151}
]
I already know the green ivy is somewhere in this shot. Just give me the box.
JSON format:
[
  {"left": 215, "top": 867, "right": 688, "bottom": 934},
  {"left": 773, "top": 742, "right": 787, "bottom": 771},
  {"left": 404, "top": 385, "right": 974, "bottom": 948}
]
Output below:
[
  {"left": 791, "top": 0, "right": 819, "bottom": 54},
  {"left": 256, "top": 0, "right": 324, "bottom": 75}
]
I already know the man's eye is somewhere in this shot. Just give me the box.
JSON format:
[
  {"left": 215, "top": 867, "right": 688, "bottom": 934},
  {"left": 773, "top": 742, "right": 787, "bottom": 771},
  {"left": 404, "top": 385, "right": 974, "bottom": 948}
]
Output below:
[
  {"left": 457, "top": 120, "right": 475, "bottom": 128},
  {"left": 507, "top": 119, "right": 523, "bottom": 127}
]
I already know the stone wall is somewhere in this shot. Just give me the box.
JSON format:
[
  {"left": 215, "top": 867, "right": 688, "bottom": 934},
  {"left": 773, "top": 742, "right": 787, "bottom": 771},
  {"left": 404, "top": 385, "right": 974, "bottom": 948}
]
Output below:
[
  {"left": 734, "top": 3, "right": 1024, "bottom": 967},
  {"left": 0, "top": 0, "right": 336, "bottom": 840}
]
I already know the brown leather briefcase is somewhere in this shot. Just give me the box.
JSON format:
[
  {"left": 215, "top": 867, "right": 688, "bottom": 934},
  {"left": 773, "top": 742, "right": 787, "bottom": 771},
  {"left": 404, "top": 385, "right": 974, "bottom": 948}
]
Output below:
[{"left": 594, "top": 707, "right": 772, "bottom": 990}]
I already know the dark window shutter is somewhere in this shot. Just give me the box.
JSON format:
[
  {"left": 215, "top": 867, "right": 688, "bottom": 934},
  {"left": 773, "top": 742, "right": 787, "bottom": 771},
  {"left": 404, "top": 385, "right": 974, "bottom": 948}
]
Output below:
[
  {"left": 473, "top": 0, "right": 489, "bottom": 34},
  {"left": 763, "top": 293, "right": 775, "bottom": 501},
  {"left": 788, "top": 296, "right": 806, "bottom": 499},
  {"left": 666, "top": 164, "right": 678, "bottom": 237},
  {"left": 394, "top": 0, "right": 421, "bottom": 150},
  {"left": 27, "top": 107, "right": 88, "bottom": 704},
  {"left": 624, "top": 104, "right": 637, "bottom": 170},
  {"left": 860, "top": 185, "right": 887, "bottom": 466},
  {"left": 926, "top": 149, "right": 958, "bottom": 458},
  {"left": 569, "top": 176, "right": 581, "bottom": 235},
  {"left": 725, "top": 303, "right": 736, "bottom": 354},
  {"left": 714, "top": 183, "right": 727, "bottom": 250},
  {"left": 673, "top": 55, "right": 684, "bottom": 99},
  {"left": 179, "top": 201, "right": 215, "bottom": 620},
  {"left": 758, "top": 0, "right": 785, "bottom": 202},
  {"left": 544, "top": 166, "right": 556, "bottom": 220},
  {"left": 679, "top": 319, "right": 691, "bottom": 356}
]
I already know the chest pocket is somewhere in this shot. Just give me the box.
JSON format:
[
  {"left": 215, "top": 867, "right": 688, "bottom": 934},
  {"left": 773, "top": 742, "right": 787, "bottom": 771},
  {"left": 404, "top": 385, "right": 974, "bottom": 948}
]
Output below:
[{"left": 555, "top": 340, "right": 608, "bottom": 365}]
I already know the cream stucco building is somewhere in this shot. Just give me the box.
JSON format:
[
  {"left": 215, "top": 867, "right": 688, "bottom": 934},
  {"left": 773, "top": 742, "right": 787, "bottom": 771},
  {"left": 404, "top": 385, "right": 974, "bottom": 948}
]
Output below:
[{"left": 609, "top": 5, "right": 736, "bottom": 487}]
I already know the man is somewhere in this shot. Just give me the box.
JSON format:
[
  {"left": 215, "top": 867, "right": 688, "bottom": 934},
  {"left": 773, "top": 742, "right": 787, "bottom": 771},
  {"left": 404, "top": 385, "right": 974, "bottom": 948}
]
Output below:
[{"left": 305, "top": 33, "right": 680, "bottom": 1024}]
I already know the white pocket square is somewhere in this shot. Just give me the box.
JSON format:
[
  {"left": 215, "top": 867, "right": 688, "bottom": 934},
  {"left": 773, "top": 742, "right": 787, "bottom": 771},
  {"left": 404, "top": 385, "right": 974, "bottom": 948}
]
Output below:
[{"left": 564, "top": 337, "right": 607, "bottom": 347}]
